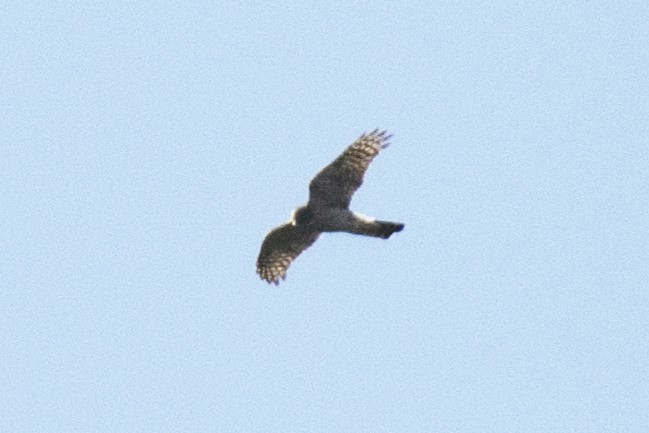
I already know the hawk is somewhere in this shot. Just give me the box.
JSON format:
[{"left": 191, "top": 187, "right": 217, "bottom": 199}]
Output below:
[{"left": 256, "top": 129, "right": 404, "bottom": 285}]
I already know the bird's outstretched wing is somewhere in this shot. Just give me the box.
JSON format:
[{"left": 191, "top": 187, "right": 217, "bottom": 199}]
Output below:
[
  {"left": 308, "top": 129, "right": 391, "bottom": 209},
  {"left": 256, "top": 223, "right": 320, "bottom": 285}
]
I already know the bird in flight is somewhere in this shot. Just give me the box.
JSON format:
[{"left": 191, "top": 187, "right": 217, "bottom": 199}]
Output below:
[{"left": 256, "top": 129, "right": 404, "bottom": 285}]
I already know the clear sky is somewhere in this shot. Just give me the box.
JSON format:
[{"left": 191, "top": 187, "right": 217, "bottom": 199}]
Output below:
[{"left": 2, "top": 2, "right": 648, "bottom": 432}]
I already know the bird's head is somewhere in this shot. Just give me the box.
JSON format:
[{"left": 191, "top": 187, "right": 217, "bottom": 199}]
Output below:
[{"left": 290, "top": 205, "right": 314, "bottom": 226}]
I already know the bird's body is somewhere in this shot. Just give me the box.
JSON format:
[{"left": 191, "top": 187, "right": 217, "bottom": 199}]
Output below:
[
  {"left": 292, "top": 205, "right": 402, "bottom": 237},
  {"left": 256, "top": 129, "right": 404, "bottom": 285}
]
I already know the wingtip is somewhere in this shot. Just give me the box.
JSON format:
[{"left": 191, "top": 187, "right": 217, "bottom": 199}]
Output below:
[
  {"left": 257, "top": 269, "right": 286, "bottom": 286},
  {"left": 376, "top": 128, "right": 392, "bottom": 148},
  {"left": 361, "top": 128, "right": 392, "bottom": 149},
  {"left": 359, "top": 128, "right": 391, "bottom": 141}
]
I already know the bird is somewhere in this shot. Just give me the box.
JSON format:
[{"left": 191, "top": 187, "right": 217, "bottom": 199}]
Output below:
[{"left": 256, "top": 129, "right": 404, "bottom": 285}]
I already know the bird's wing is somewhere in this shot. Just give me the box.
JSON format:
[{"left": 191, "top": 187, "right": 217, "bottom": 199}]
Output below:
[
  {"left": 308, "top": 129, "right": 391, "bottom": 209},
  {"left": 256, "top": 223, "right": 320, "bottom": 285}
]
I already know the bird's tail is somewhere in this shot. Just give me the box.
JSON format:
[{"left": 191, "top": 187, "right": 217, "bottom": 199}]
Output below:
[
  {"left": 374, "top": 221, "right": 404, "bottom": 239},
  {"left": 353, "top": 219, "right": 404, "bottom": 239}
]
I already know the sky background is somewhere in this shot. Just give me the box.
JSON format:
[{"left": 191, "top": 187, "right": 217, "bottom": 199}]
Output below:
[{"left": 2, "top": 1, "right": 649, "bottom": 432}]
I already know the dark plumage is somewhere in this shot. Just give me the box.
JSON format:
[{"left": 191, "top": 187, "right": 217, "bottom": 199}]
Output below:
[{"left": 256, "top": 129, "right": 404, "bottom": 285}]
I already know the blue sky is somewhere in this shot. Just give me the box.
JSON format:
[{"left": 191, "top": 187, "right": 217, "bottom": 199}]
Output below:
[{"left": 2, "top": 1, "right": 648, "bottom": 432}]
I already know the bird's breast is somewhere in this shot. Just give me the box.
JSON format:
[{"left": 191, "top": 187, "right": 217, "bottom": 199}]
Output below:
[{"left": 313, "top": 208, "right": 355, "bottom": 232}]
